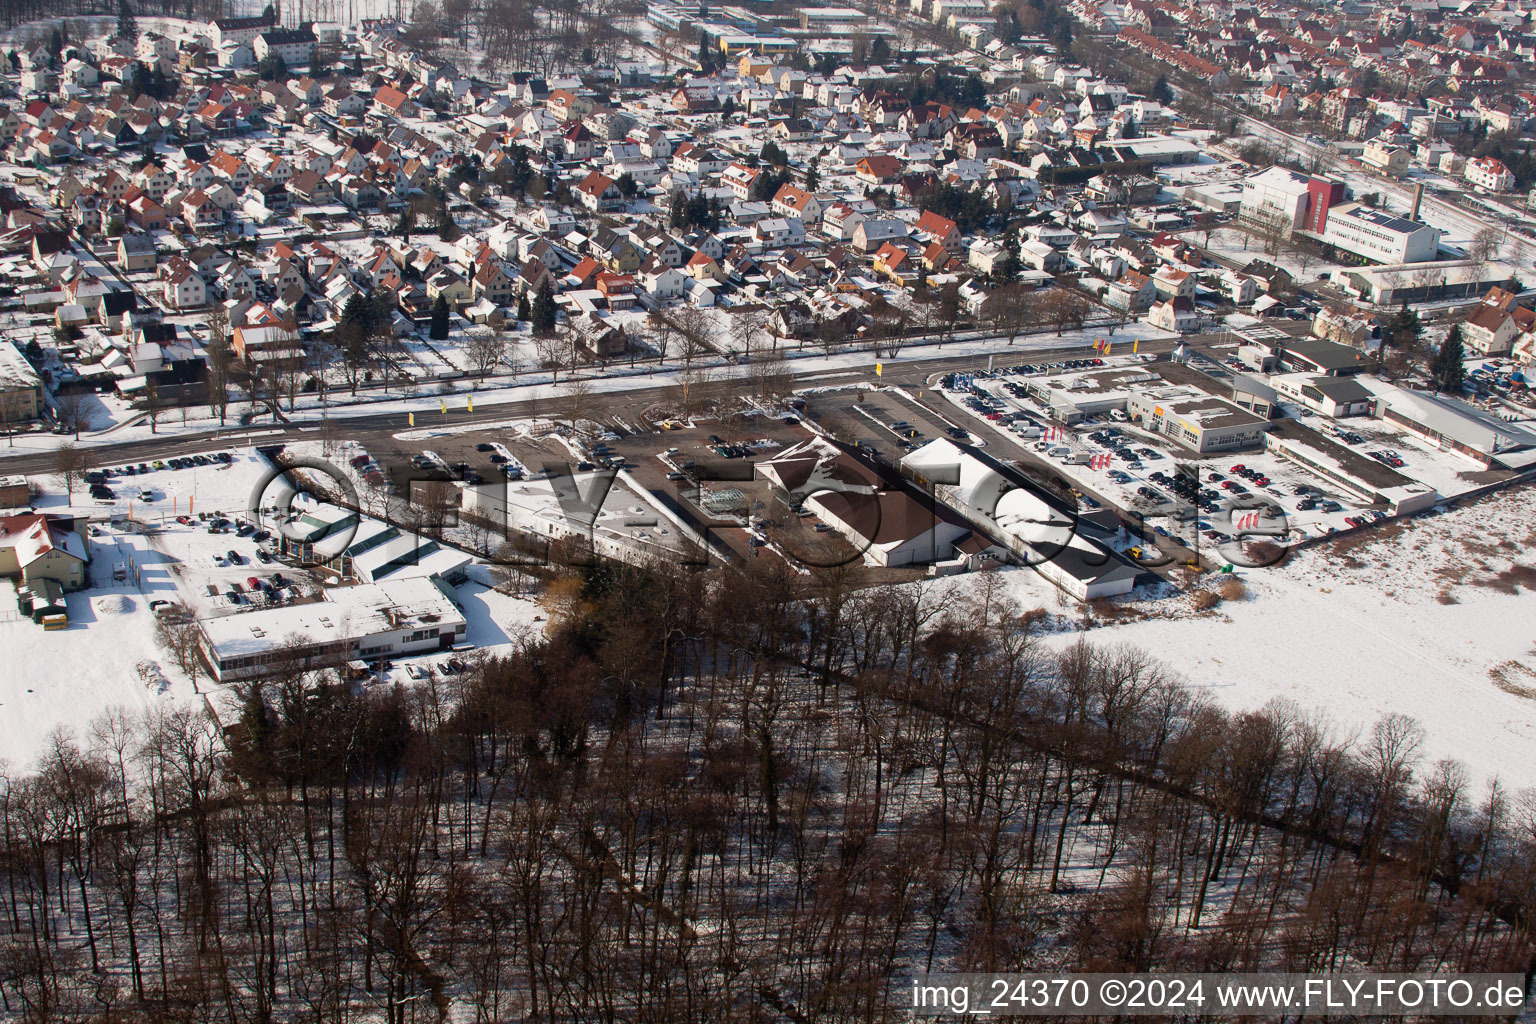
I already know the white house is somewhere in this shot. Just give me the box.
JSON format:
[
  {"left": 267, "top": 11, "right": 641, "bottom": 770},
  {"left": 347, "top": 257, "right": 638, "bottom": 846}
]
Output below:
[
  {"left": 1148, "top": 297, "right": 1198, "bottom": 333},
  {"left": 1465, "top": 156, "right": 1515, "bottom": 192}
]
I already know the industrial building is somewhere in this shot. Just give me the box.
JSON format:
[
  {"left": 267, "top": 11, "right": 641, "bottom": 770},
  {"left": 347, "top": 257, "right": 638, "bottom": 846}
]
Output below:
[
  {"left": 1333, "top": 259, "right": 1515, "bottom": 306},
  {"left": 463, "top": 468, "right": 706, "bottom": 566},
  {"left": 1356, "top": 379, "right": 1536, "bottom": 470},
  {"left": 1123, "top": 387, "right": 1271, "bottom": 453},
  {"left": 795, "top": 6, "right": 868, "bottom": 33},
  {"left": 1237, "top": 335, "right": 1373, "bottom": 376},
  {"left": 275, "top": 502, "right": 475, "bottom": 585},
  {"left": 1238, "top": 166, "right": 1316, "bottom": 235},
  {"left": 199, "top": 576, "right": 468, "bottom": 682},
  {"left": 900, "top": 439, "right": 1143, "bottom": 601},
  {"left": 1319, "top": 203, "right": 1441, "bottom": 265},
  {"left": 1021, "top": 364, "right": 1268, "bottom": 452},
  {"left": 756, "top": 438, "right": 986, "bottom": 569},
  {"left": 1270, "top": 374, "right": 1377, "bottom": 418},
  {"left": 1022, "top": 365, "right": 1164, "bottom": 423}
]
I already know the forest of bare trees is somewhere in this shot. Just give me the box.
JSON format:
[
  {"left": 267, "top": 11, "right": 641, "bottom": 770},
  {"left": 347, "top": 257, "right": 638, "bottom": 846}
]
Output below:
[{"left": 1, "top": 560, "right": 1533, "bottom": 1022}]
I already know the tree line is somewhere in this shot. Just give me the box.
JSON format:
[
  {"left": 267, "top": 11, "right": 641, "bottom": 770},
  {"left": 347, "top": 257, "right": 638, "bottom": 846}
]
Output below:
[{"left": 1, "top": 558, "right": 1533, "bottom": 1022}]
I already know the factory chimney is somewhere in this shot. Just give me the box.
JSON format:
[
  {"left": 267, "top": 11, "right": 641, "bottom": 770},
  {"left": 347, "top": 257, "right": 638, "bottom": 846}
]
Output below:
[{"left": 1410, "top": 182, "right": 1424, "bottom": 222}]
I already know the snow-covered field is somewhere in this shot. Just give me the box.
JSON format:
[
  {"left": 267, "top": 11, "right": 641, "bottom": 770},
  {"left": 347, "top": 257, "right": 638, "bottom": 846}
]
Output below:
[
  {"left": 0, "top": 575, "right": 202, "bottom": 775},
  {"left": 927, "top": 484, "right": 1536, "bottom": 791}
]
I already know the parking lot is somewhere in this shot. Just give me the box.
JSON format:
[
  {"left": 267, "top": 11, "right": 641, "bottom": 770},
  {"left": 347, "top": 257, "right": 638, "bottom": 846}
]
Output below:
[
  {"left": 80, "top": 451, "right": 319, "bottom": 620},
  {"left": 933, "top": 359, "right": 1391, "bottom": 554},
  {"left": 369, "top": 409, "right": 832, "bottom": 568}
]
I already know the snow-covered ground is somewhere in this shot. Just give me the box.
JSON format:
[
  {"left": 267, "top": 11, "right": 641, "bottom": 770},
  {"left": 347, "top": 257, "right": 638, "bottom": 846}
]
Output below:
[
  {"left": 3, "top": 449, "right": 545, "bottom": 773},
  {"left": 1187, "top": 225, "right": 1344, "bottom": 283},
  {"left": 0, "top": 572, "right": 202, "bottom": 775},
  {"left": 924, "top": 485, "right": 1536, "bottom": 791}
]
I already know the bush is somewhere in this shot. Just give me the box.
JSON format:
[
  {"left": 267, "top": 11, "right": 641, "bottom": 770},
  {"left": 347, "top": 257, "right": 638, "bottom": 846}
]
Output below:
[
  {"left": 1192, "top": 590, "right": 1221, "bottom": 611},
  {"left": 1020, "top": 607, "right": 1050, "bottom": 631},
  {"left": 1436, "top": 589, "right": 1458, "bottom": 605},
  {"left": 1246, "top": 539, "right": 1288, "bottom": 565},
  {"left": 1218, "top": 578, "right": 1248, "bottom": 602}
]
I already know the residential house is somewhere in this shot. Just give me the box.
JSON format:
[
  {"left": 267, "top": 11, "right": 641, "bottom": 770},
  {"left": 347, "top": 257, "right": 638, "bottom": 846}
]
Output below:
[
  {"left": 116, "top": 233, "right": 157, "bottom": 271},
  {"left": 1107, "top": 270, "right": 1156, "bottom": 311},
  {"left": 573, "top": 170, "right": 623, "bottom": 211},
  {"left": 0, "top": 514, "right": 88, "bottom": 591},
  {"left": 771, "top": 184, "right": 822, "bottom": 224},
  {"left": 1462, "top": 304, "right": 1518, "bottom": 355},
  {"left": 855, "top": 154, "right": 902, "bottom": 184},
  {"left": 914, "top": 210, "right": 963, "bottom": 252},
  {"left": 1149, "top": 296, "right": 1199, "bottom": 332},
  {"left": 852, "top": 218, "right": 908, "bottom": 253},
  {"left": 161, "top": 257, "right": 208, "bottom": 308}
]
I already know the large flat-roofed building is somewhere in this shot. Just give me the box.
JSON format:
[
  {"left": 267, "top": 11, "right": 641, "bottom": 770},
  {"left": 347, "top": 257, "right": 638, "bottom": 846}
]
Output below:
[
  {"left": 1239, "top": 166, "right": 1313, "bottom": 235},
  {"left": 1355, "top": 378, "right": 1536, "bottom": 470},
  {"left": 900, "top": 439, "right": 1143, "bottom": 601},
  {"left": 200, "top": 576, "right": 467, "bottom": 682},
  {"left": 274, "top": 500, "right": 474, "bottom": 585},
  {"left": 796, "top": 6, "right": 868, "bottom": 31},
  {"left": 1124, "top": 387, "right": 1270, "bottom": 453},
  {"left": 1320, "top": 203, "right": 1440, "bottom": 264},
  {"left": 1185, "top": 179, "right": 1245, "bottom": 214},
  {"left": 1334, "top": 259, "right": 1515, "bottom": 307},
  {"left": 1023, "top": 366, "right": 1163, "bottom": 423},
  {"left": 463, "top": 468, "right": 708, "bottom": 567}
]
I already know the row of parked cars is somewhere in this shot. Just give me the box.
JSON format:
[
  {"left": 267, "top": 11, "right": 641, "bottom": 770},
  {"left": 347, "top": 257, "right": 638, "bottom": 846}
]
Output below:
[
  {"left": 1345, "top": 510, "right": 1387, "bottom": 528},
  {"left": 705, "top": 435, "right": 753, "bottom": 460},
  {"left": 404, "top": 656, "right": 470, "bottom": 681},
  {"left": 349, "top": 452, "right": 388, "bottom": 489},
  {"left": 216, "top": 572, "right": 293, "bottom": 607},
  {"left": 1086, "top": 428, "right": 1163, "bottom": 470},
  {"left": 473, "top": 443, "right": 528, "bottom": 480},
  {"left": 86, "top": 452, "right": 233, "bottom": 502},
  {"left": 994, "top": 358, "right": 1105, "bottom": 377}
]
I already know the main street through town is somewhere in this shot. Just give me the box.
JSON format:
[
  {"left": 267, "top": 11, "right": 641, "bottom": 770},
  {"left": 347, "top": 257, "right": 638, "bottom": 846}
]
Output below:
[{"left": 0, "top": 328, "right": 1242, "bottom": 476}]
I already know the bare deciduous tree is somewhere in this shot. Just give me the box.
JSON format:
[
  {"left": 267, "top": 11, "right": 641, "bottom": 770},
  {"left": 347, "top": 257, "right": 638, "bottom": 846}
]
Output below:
[
  {"left": 54, "top": 441, "right": 90, "bottom": 501},
  {"left": 466, "top": 328, "right": 506, "bottom": 378}
]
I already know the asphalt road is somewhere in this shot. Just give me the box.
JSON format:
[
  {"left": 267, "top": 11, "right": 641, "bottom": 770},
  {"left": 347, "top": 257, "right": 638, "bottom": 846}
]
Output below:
[{"left": 1, "top": 333, "right": 1199, "bottom": 477}]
